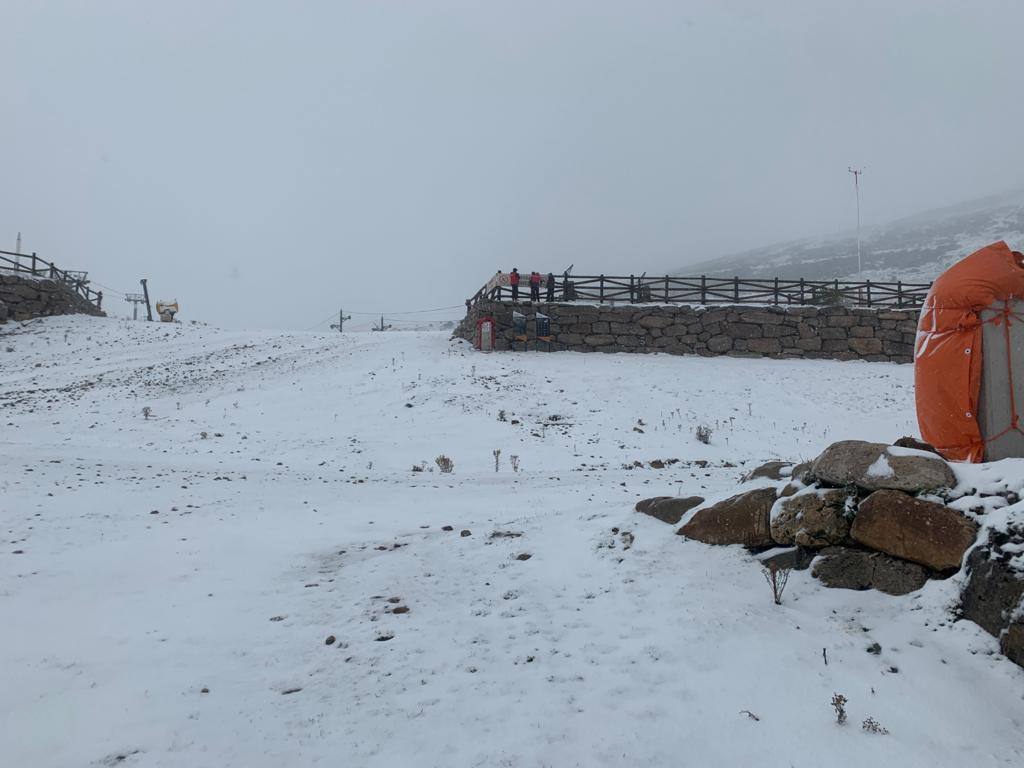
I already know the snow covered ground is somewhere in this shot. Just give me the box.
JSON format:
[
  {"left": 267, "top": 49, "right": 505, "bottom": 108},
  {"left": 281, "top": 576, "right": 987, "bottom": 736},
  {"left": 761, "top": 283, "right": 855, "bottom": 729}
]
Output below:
[{"left": 1, "top": 316, "right": 1022, "bottom": 767}]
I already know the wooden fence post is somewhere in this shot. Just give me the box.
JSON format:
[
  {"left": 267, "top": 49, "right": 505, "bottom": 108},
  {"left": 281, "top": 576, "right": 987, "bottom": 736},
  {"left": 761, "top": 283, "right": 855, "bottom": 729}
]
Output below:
[
  {"left": 865, "top": 280, "right": 872, "bottom": 306},
  {"left": 630, "top": 274, "right": 635, "bottom": 303},
  {"left": 733, "top": 276, "right": 739, "bottom": 302},
  {"left": 700, "top": 275, "right": 707, "bottom": 304},
  {"left": 599, "top": 275, "right": 605, "bottom": 303},
  {"left": 799, "top": 278, "right": 805, "bottom": 304},
  {"left": 897, "top": 281, "right": 903, "bottom": 308},
  {"left": 773, "top": 277, "right": 779, "bottom": 305}
]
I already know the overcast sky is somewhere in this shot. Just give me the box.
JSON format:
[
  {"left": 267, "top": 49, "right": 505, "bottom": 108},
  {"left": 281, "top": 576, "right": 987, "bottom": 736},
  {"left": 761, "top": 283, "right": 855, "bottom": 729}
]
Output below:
[{"left": 3, "top": 1, "right": 1022, "bottom": 329}]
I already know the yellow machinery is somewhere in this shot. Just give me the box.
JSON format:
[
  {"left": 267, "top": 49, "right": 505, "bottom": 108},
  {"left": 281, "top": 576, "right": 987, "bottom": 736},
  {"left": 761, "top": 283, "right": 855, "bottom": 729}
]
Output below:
[{"left": 155, "top": 300, "right": 179, "bottom": 322}]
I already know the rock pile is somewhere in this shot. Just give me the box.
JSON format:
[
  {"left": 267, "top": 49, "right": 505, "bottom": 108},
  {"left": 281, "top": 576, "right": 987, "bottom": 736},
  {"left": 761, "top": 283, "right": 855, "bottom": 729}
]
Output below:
[{"left": 636, "top": 438, "right": 1024, "bottom": 670}]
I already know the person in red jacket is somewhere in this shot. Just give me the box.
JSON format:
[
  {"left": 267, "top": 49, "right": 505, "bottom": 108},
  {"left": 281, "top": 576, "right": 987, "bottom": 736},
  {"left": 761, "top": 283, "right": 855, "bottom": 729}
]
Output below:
[
  {"left": 529, "top": 271, "right": 542, "bottom": 302},
  {"left": 509, "top": 268, "right": 520, "bottom": 302}
]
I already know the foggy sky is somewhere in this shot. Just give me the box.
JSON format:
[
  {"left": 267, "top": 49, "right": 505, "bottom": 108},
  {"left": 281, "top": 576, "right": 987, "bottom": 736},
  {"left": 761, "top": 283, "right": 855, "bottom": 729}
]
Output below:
[{"left": 3, "top": 1, "right": 1023, "bottom": 330}]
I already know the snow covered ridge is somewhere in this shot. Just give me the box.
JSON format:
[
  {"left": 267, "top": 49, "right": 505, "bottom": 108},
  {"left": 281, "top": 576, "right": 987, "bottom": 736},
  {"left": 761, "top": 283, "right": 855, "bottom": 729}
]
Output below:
[
  {"left": 641, "top": 438, "right": 1024, "bottom": 668},
  {"left": 4, "top": 316, "right": 1024, "bottom": 766},
  {"left": 681, "top": 187, "right": 1024, "bottom": 283}
]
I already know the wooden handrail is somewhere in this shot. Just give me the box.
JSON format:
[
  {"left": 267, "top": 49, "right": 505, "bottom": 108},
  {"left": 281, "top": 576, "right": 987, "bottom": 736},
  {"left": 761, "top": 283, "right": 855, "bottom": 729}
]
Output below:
[
  {"left": 0, "top": 250, "right": 104, "bottom": 310},
  {"left": 465, "top": 272, "right": 931, "bottom": 310}
]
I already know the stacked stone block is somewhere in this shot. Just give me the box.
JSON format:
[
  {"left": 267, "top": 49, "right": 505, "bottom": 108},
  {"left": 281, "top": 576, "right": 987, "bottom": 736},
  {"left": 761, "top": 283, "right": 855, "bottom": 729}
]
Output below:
[
  {"left": 456, "top": 301, "right": 918, "bottom": 363},
  {"left": 0, "top": 274, "right": 105, "bottom": 323}
]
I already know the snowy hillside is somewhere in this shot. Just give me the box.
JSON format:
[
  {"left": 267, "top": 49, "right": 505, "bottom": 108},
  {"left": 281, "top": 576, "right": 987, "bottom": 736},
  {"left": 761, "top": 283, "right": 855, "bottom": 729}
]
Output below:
[
  {"left": 2, "top": 316, "right": 1023, "bottom": 767},
  {"left": 681, "top": 188, "right": 1024, "bottom": 283}
]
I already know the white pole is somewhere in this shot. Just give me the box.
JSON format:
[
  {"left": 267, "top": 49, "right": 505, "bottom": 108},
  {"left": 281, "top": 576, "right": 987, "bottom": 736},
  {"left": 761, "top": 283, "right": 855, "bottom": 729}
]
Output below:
[
  {"left": 855, "top": 173, "right": 861, "bottom": 276},
  {"left": 848, "top": 167, "right": 864, "bottom": 276}
]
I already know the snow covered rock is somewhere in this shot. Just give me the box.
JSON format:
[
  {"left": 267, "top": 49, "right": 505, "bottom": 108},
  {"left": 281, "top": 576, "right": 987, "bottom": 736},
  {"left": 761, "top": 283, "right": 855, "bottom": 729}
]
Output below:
[
  {"left": 960, "top": 523, "right": 1024, "bottom": 667},
  {"left": 770, "top": 489, "right": 852, "bottom": 548},
  {"left": 811, "top": 440, "right": 955, "bottom": 492},
  {"left": 892, "top": 435, "right": 941, "bottom": 456},
  {"left": 852, "top": 490, "right": 978, "bottom": 572},
  {"left": 756, "top": 546, "right": 816, "bottom": 571},
  {"left": 676, "top": 488, "right": 775, "bottom": 546},
  {"left": 791, "top": 461, "right": 814, "bottom": 484},
  {"left": 811, "top": 546, "right": 929, "bottom": 595},
  {"left": 741, "top": 460, "right": 792, "bottom": 482},
  {"left": 635, "top": 497, "right": 670, "bottom": 514},
  {"left": 635, "top": 496, "right": 705, "bottom": 525}
]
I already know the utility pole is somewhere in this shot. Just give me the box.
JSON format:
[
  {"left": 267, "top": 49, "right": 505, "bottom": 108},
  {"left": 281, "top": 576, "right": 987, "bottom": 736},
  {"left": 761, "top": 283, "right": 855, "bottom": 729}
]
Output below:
[
  {"left": 124, "top": 293, "right": 146, "bottom": 320},
  {"left": 848, "top": 167, "right": 865, "bottom": 276},
  {"left": 329, "top": 308, "right": 352, "bottom": 332},
  {"left": 139, "top": 278, "right": 154, "bottom": 321}
]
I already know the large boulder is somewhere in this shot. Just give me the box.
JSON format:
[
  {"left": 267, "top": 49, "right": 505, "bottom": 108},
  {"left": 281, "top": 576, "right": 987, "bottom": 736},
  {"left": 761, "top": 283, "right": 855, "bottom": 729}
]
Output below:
[
  {"left": 851, "top": 490, "right": 978, "bottom": 572},
  {"left": 960, "top": 525, "right": 1024, "bottom": 668},
  {"left": 771, "top": 490, "right": 852, "bottom": 548},
  {"left": 677, "top": 488, "right": 775, "bottom": 546},
  {"left": 811, "top": 546, "right": 929, "bottom": 595},
  {"left": 892, "top": 436, "right": 941, "bottom": 456},
  {"left": 742, "top": 460, "right": 792, "bottom": 482},
  {"left": 1002, "top": 625, "right": 1024, "bottom": 669},
  {"left": 791, "top": 461, "right": 814, "bottom": 484},
  {"left": 756, "top": 546, "right": 816, "bottom": 572},
  {"left": 811, "top": 440, "right": 955, "bottom": 492},
  {"left": 635, "top": 496, "right": 705, "bottom": 525}
]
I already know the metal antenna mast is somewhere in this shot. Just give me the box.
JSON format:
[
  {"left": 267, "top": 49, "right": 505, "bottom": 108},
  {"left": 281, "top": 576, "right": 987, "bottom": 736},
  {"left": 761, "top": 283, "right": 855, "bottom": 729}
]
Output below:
[
  {"left": 329, "top": 308, "right": 352, "bottom": 332},
  {"left": 848, "top": 167, "right": 865, "bottom": 276}
]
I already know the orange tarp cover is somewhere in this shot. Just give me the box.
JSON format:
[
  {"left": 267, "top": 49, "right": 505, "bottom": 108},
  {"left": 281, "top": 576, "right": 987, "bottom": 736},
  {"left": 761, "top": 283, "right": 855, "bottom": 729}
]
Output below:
[{"left": 915, "top": 241, "right": 1024, "bottom": 462}]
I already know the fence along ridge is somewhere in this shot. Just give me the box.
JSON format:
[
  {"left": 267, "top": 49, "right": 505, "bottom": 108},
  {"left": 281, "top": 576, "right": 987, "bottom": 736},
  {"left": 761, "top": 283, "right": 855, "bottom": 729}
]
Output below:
[
  {"left": 0, "top": 249, "right": 104, "bottom": 310},
  {"left": 467, "top": 273, "right": 931, "bottom": 310}
]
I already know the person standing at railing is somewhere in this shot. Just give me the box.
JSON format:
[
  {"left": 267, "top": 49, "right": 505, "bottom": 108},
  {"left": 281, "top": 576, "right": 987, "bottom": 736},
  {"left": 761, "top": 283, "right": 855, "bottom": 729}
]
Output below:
[
  {"left": 510, "top": 268, "right": 521, "bottom": 302},
  {"left": 529, "top": 271, "right": 541, "bottom": 302},
  {"left": 546, "top": 272, "right": 555, "bottom": 302}
]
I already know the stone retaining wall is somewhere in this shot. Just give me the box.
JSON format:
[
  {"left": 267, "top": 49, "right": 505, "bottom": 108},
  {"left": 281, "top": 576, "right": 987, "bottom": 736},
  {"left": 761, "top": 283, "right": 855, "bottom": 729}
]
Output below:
[
  {"left": 0, "top": 273, "right": 105, "bottom": 324},
  {"left": 456, "top": 301, "right": 919, "bottom": 363}
]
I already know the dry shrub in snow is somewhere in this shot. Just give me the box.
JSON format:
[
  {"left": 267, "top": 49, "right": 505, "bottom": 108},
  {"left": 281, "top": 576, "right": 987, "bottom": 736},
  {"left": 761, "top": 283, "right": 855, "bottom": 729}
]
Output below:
[
  {"left": 832, "top": 693, "right": 848, "bottom": 725},
  {"left": 862, "top": 717, "right": 889, "bottom": 735},
  {"left": 761, "top": 563, "right": 791, "bottom": 605},
  {"left": 695, "top": 424, "right": 712, "bottom": 444},
  {"left": 435, "top": 455, "right": 454, "bottom": 473}
]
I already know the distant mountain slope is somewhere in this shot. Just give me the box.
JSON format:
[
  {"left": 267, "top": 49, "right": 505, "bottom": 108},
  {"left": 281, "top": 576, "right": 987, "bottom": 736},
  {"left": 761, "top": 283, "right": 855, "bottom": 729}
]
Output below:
[{"left": 679, "top": 189, "right": 1024, "bottom": 283}]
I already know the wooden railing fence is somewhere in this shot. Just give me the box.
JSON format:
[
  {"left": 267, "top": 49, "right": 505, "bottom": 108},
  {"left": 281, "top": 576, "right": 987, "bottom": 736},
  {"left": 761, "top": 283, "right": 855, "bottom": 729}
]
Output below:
[
  {"left": 0, "top": 249, "right": 103, "bottom": 309},
  {"left": 467, "top": 273, "right": 930, "bottom": 311}
]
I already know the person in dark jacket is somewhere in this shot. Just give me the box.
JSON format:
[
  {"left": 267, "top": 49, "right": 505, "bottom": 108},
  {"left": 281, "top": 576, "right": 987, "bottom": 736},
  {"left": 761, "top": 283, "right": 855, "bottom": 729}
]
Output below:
[
  {"left": 529, "top": 271, "right": 541, "bottom": 302},
  {"left": 546, "top": 272, "right": 555, "bottom": 302},
  {"left": 509, "top": 268, "right": 520, "bottom": 302}
]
